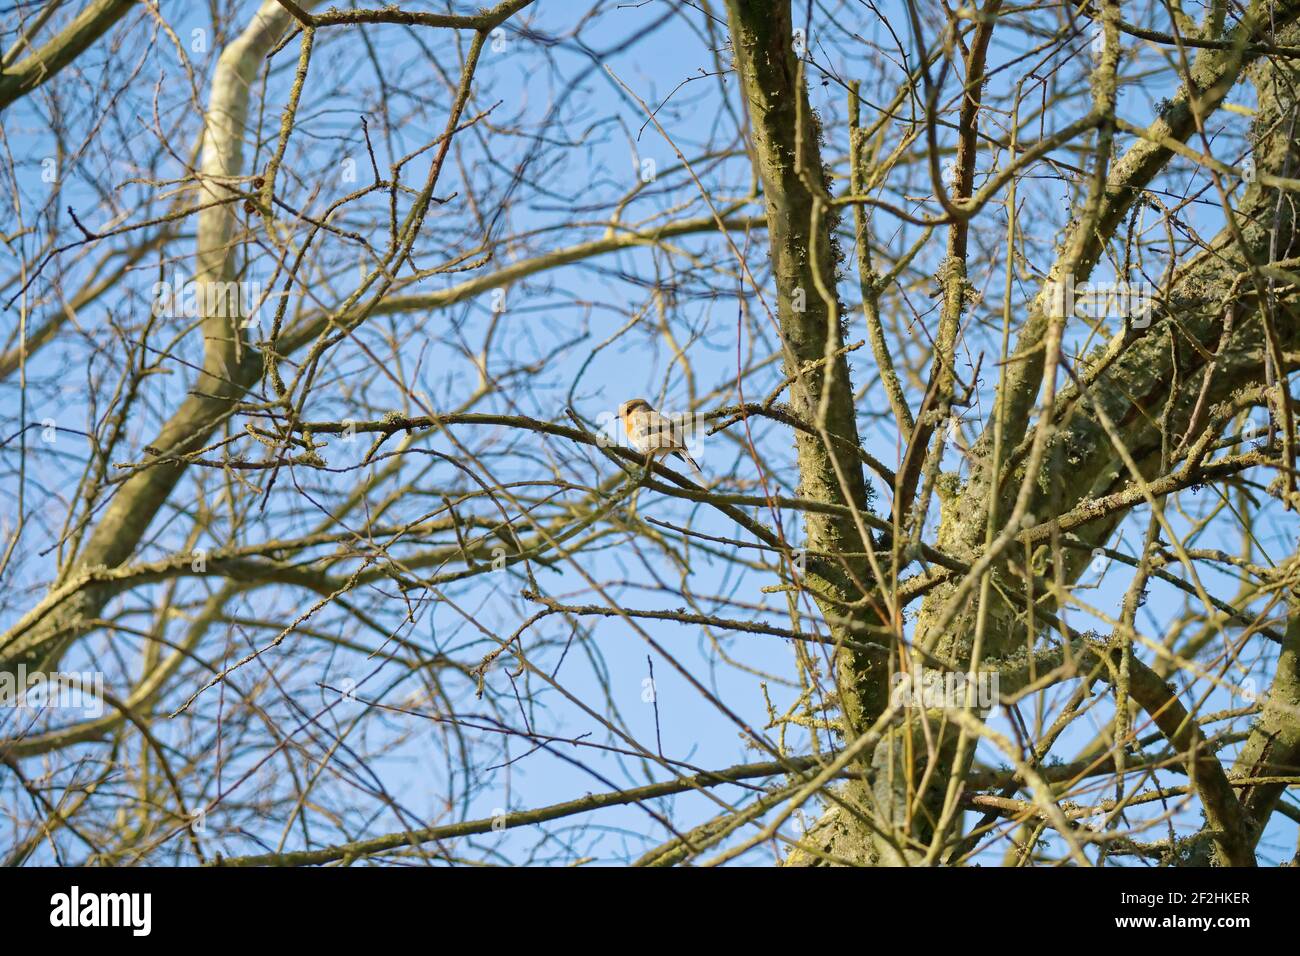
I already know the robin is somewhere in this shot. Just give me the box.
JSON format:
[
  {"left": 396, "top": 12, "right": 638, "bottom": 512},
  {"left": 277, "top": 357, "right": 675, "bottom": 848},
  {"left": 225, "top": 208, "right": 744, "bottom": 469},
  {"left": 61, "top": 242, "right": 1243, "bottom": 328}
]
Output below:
[{"left": 617, "top": 398, "right": 704, "bottom": 481}]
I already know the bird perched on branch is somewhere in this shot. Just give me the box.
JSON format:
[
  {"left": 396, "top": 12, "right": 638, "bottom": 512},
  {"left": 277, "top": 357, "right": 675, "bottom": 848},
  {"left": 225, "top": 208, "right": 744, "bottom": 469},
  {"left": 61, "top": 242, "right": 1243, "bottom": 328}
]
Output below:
[{"left": 618, "top": 398, "right": 704, "bottom": 481}]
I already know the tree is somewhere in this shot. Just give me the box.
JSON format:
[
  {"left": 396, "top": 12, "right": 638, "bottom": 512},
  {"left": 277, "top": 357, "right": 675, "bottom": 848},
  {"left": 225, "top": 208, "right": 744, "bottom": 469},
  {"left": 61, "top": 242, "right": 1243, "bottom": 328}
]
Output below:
[{"left": 1, "top": 0, "right": 1297, "bottom": 867}]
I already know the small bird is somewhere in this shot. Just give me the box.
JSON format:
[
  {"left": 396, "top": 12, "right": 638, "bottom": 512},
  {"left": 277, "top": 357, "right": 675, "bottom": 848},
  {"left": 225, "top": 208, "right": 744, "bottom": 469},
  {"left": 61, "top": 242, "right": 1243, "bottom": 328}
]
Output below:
[{"left": 618, "top": 398, "right": 704, "bottom": 480}]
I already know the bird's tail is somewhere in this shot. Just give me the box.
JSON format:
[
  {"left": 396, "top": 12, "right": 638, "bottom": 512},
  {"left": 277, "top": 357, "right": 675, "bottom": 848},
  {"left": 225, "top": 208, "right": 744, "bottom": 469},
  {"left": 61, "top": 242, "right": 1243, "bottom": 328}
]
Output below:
[{"left": 675, "top": 451, "right": 705, "bottom": 483}]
